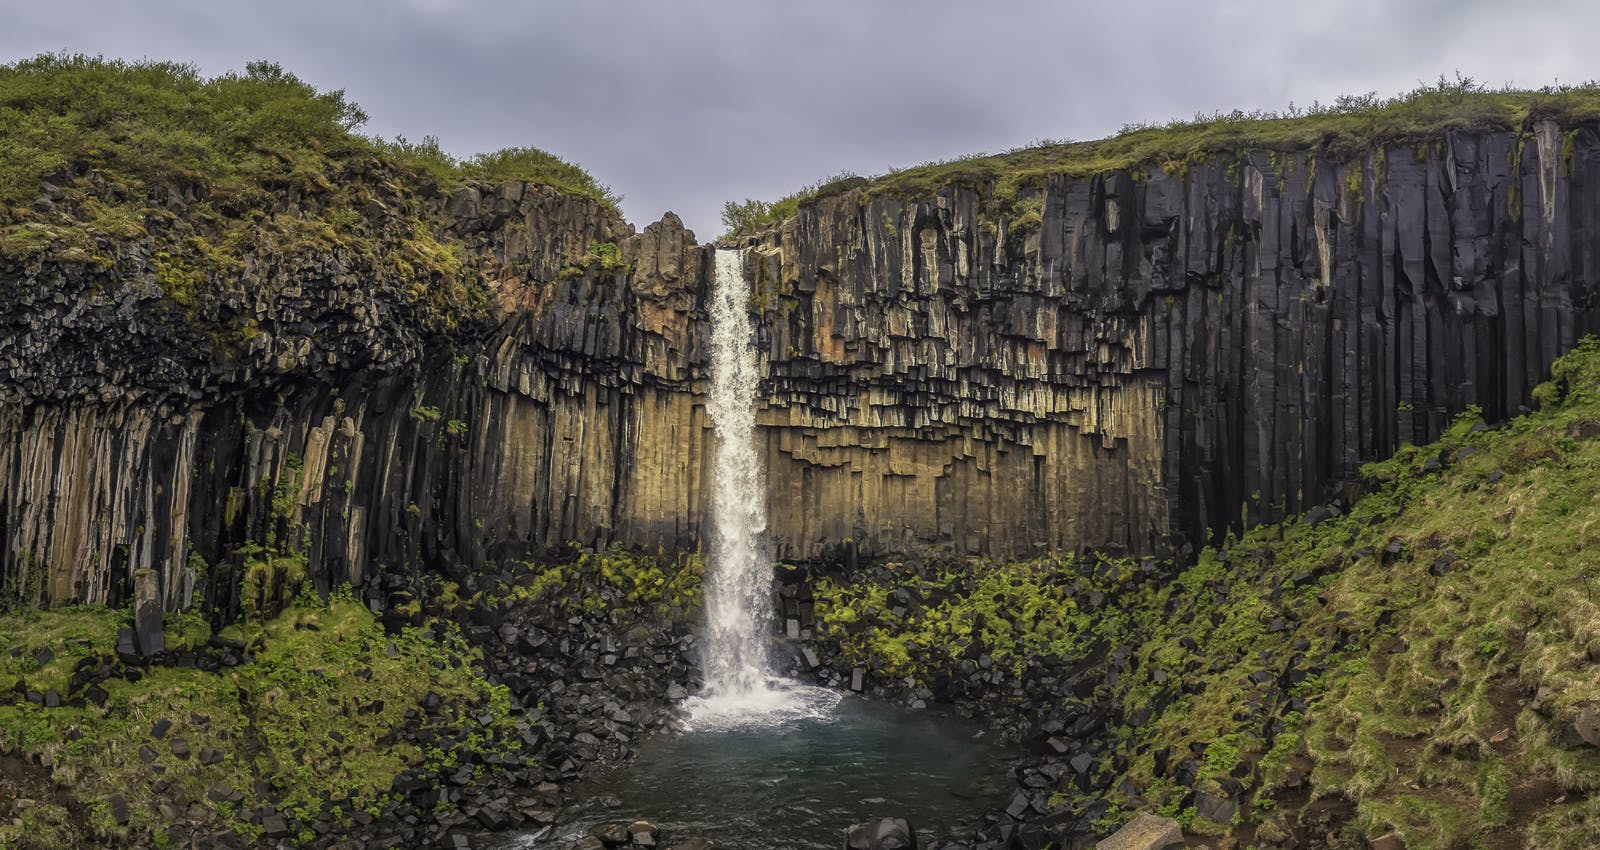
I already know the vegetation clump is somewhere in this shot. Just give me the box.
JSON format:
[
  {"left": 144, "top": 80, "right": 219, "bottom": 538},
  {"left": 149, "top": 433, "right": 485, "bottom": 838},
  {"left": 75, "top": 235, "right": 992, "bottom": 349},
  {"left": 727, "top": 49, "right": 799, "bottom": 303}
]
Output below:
[
  {"left": 0, "top": 53, "right": 618, "bottom": 217},
  {"left": 0, "top": 54, "right": 618, "bottom": 343},
  {"left": 0, "top": 588, "right": 517, "bottom": 848},
  {"left": 503, "top": 545, "right": 704, "bottom": 624},
  {"left": 814, "top": 553, "right": 1139, "bottom": 679},
  {"left": 719, "top": 170, "right": 866, "bottom": 235}
]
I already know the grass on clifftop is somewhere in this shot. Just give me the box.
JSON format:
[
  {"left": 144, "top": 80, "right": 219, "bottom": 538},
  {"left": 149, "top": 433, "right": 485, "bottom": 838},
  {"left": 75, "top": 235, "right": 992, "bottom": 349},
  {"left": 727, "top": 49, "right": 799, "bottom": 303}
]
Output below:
[
  {"left": 0, "top": 54, "right": 618, "bottom": 335},
  {"left": 0, "top": 53, "right": 619, "bottom": 216},
  {"left": 0, "top": 590, "right": 515, "bottom": 849},
  {"left": 722, "top": 74, "right": 1600, "bottom": 234},
  {"left": 815, "top": 337, "right": 1600, "bottom": 849}
]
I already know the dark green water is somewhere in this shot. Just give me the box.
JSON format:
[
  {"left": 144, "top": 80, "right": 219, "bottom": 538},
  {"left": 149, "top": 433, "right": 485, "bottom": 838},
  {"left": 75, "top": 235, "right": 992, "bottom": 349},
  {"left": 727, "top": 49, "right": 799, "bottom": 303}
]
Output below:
[{"left": 500, "top": 691, "right": 1013, "bottom": 850}]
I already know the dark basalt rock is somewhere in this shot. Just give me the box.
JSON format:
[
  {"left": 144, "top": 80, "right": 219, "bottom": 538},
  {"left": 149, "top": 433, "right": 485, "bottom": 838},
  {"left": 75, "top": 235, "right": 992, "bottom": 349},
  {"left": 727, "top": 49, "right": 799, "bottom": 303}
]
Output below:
[
  {"left": 133, "top": 569, "right": 165, "bottom": 657},
  {"left": 1192, "top": 791, "right": 1236, "bottom": 825},
  {"left": 9, "top": 127, "right": 1600, "bottom": 614}
]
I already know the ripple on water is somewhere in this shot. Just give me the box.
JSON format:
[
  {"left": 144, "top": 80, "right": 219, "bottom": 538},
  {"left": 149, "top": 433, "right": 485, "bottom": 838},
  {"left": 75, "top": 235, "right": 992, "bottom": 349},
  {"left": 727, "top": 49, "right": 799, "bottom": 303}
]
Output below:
[{"left": 497, "top": 691, "right": 1013, "bottom": 850}]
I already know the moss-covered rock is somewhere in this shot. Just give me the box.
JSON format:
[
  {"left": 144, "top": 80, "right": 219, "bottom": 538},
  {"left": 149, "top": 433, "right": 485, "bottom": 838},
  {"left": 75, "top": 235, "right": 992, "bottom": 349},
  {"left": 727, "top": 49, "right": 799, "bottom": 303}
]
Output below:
[{"left": 0, "top": 590, "right": 517, "bottom": 848}]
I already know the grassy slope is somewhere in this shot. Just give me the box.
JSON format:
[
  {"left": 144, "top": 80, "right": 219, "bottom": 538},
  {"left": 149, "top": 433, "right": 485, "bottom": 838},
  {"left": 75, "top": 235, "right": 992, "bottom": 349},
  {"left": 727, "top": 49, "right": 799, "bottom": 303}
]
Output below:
[
  {"left": 0, "top": 592, "right": 514, "bottom": 848},
  {"left": 0, "top": 54, "right": 618, "bottom": 336},
  {"left": 815, "top": 337, "right": 1600, "bottom": 849},
  {"left": 724, "top": 77, "right": 1600, "bottom": 234}
]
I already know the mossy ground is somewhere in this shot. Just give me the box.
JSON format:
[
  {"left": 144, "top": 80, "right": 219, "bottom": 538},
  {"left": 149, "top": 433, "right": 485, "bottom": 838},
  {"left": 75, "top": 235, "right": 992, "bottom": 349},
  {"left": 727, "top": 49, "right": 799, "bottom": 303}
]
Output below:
[
  {"left": 814, "top": 338, "right": 1600, "bottom": 848},
  {"left": 0, "top": 590, "right": 515, "bottom": 849}
]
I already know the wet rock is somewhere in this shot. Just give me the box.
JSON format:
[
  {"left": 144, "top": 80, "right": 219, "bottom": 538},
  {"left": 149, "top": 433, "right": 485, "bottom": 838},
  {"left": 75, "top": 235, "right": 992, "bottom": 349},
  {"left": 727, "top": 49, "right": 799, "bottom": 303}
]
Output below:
[
  {"left": 592, "top": 822, "right": 632, "bottom": 846},
  {"left": 1094, "top": 813, "right": 1183, "bottom": 850},
  {"left": 844, "top": 817, "right": 916, "bottom": 850},
  {"left": 628, "top": 819, "right": 659, "bottom": 846}
]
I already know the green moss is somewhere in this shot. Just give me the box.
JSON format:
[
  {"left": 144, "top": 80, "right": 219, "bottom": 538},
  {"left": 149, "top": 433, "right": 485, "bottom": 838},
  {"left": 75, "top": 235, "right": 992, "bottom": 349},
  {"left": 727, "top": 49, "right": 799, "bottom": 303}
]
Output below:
[
  {"left": 0, "top": 800, "right": 76, "bottom": 850},
  {"left": 557, "top": 240, "right": 629, "bottom": 280},
  {"left": 506, "top": 546, "right": 704, "bottom": 622},
  {"left": 0, "top": 590, "right": 517, "bottom": 847},
  {"left": 813, "top": 553, "right": 1137, "bottom": 680}
]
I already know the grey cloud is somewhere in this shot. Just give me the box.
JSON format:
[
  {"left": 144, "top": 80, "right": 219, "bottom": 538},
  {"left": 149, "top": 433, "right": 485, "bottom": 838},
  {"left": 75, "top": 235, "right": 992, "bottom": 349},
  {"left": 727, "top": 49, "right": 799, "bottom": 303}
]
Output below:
[{"left": 3, "top": 0, "right": 1599, "bottom": 234}]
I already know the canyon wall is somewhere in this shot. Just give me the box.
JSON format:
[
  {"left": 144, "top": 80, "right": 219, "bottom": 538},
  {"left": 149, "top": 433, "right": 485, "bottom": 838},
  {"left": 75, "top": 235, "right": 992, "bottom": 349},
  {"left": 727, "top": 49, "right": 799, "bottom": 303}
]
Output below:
[
  {"left": 747, "top": 120, "right": 1600, "bottom": 556},
  {"left": 0, "top": 186, "right": 716, "bottom": 611},
  {"left": 5, "top": 123, "right": 1600, "bottom": 611}
]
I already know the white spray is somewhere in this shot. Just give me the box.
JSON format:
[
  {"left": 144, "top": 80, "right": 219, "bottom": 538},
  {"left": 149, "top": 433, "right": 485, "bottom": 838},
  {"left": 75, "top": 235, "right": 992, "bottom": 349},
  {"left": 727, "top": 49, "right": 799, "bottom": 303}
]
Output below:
[
  {"left": 687, "top": 248, "right": 837, "bottom": 727},
  {"left": 701, "top": 247, "right": 773, "bottom": 695}
]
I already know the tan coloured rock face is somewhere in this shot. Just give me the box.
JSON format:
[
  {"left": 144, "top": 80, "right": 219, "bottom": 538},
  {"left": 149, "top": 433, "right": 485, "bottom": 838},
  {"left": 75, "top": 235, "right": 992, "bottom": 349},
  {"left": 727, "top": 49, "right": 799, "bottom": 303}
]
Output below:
[
  {"left": 1094, "top": 813, "right": 1183, "bottom": 850},
  {"left": 5, "top": 124, "right": 1600, "bottom": 611}
]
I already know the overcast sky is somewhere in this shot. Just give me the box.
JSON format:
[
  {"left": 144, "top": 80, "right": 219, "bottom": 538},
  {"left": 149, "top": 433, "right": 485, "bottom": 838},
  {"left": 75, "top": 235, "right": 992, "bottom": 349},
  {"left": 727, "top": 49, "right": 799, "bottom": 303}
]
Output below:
[{"left": 3, "top": 0, "right": 1597, "bottom": 237}]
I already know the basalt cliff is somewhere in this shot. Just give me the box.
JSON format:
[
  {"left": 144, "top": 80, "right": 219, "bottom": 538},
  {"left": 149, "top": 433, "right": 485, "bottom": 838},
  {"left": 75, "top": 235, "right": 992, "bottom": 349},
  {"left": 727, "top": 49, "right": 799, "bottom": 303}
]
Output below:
[{"left": 5, "top": 121, "right": 1600, "bottom": 614}]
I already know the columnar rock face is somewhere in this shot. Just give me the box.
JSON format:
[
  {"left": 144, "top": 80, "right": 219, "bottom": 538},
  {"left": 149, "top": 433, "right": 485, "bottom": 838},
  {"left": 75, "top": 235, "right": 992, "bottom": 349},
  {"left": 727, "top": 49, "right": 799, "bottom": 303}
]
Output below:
[
  {"left": 4, "top": 124, "right": 1600, "bottom": 611},
  {"left": 746, "top": 121, "right": 1600, "bottom": 557},
  {"left": 0, "top": 184, "right": 714, "bottom": 611}
]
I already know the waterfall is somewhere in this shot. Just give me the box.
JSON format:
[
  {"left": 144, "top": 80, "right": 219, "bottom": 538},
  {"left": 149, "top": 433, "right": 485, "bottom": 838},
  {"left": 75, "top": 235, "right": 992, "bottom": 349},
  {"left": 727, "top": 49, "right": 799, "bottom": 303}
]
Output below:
[
  {"left": 701, "top": 247, "right": 772, "bottom": 695},
  {"left": 686, "top": 249, "right": 838, "bottom": 728}
]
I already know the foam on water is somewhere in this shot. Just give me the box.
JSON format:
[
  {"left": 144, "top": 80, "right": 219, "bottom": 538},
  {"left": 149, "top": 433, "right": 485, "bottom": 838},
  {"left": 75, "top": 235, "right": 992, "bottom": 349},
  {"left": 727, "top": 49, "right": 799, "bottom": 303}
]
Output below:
[{"left": 680, "top": 679, "right": 841, "bottom": 731}]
